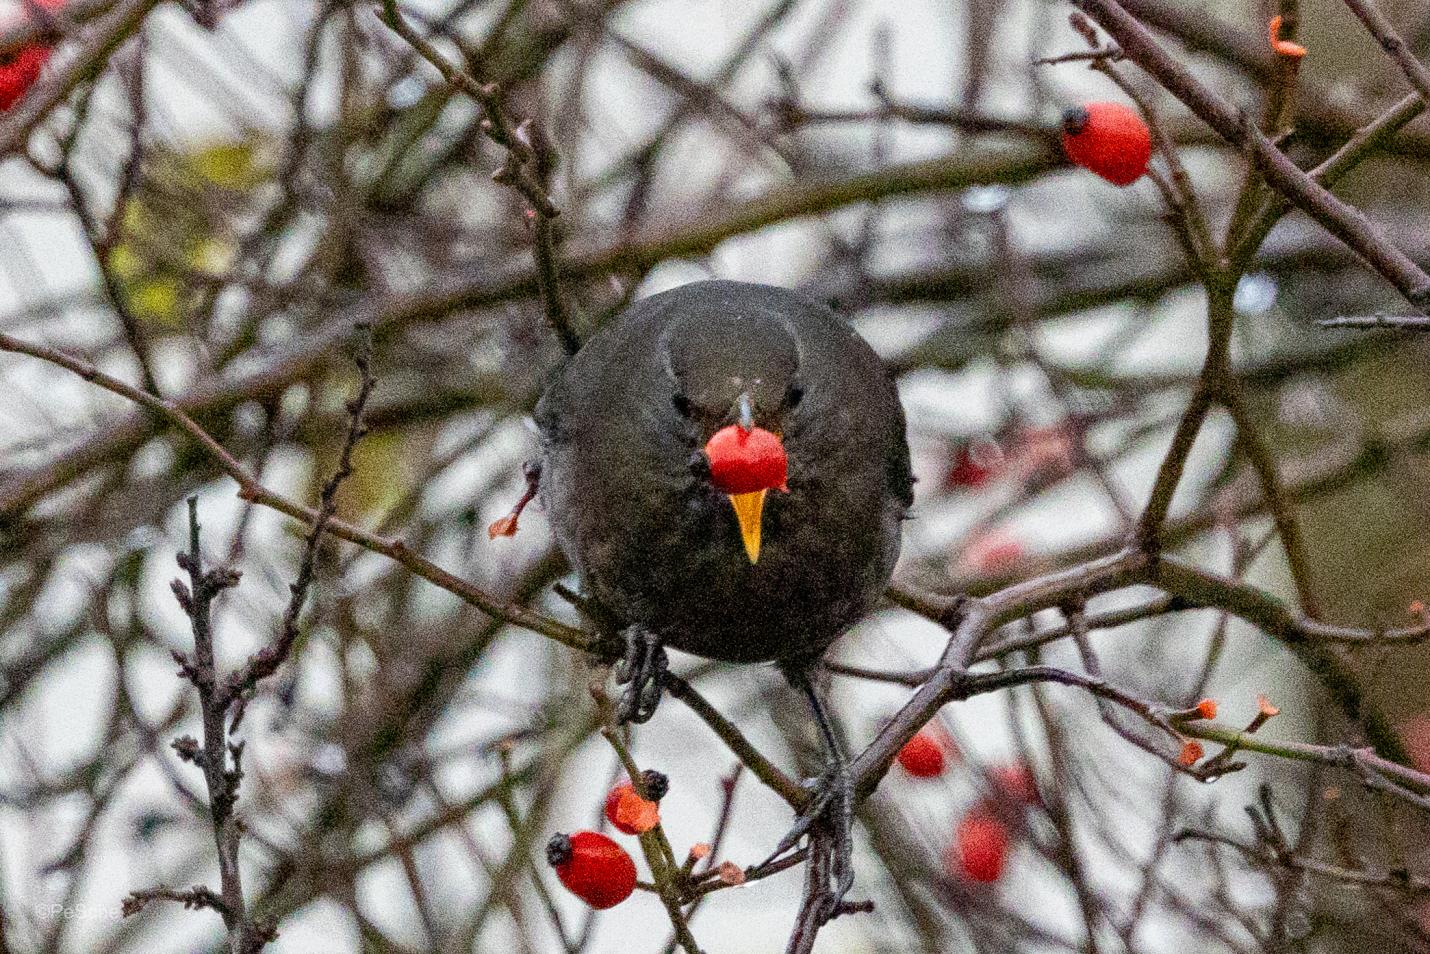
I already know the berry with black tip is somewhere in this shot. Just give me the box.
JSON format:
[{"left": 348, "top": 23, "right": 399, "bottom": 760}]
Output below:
[
  {"left": 546, "top": 831, "right": 637, "bottom": 909},
  {"left": 604, "top": 770, "right": 667, "bottom": 835},
  {"left": 1061, "top": 102, "right": 1152, "bottom": 187}
]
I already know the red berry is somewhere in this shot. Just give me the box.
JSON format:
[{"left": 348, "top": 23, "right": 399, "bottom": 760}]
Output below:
[
  {"left": 546, "top": 831, "right": 637, "bottom": 909},
  {"left": 1061, "top": 102, "right": 1152, "bottom": 187},
  {"left": 990, "top": 762, "right": 1039, "bottom": 806},
  {"left": 704, "top": 425, "right": 788, "bottom": 495},
  {"left": 950, "top": 809, "right": 1010, "bottom": 883},
  {"left": 0, "top": 43, "right": 50, "bottom": 111},
  {"left": 960, "top": 530, "right": 1024, "bottom": 574},
  {"left": 946, "top": 439, "right": 1002, "bottom": 489},
  {"left": 1194, "top": 698, "right": 1218, "bottom": 720},
  {"left": 897, "top": 730, "right": 948, "bottom": 778},
  {"left": 603, "top": 772, "right": 665, "bottom": 835}
]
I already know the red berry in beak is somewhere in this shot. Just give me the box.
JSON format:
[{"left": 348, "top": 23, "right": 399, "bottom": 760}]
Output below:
[
  {"left": 1061, "top": 102, "right": 1152, "bottom": 187},
  {"left": 950, "top": 809, "right": 1010, "bottom": 883},
  {"left": 704, "top": 424, "right": 788, "bottom": 495},
  {"left": 546, "top": 831, "right": 637, "bottom": 909}
]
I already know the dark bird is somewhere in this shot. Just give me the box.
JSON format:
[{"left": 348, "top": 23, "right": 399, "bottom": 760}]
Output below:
[{"left": 534, "top": 279, "right": 912, "bottom": 918}]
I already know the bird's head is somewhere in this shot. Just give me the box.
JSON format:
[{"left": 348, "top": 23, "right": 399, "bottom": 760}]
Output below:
[{"left": 665, "top": 312, "right": 803, "bottom": 564}]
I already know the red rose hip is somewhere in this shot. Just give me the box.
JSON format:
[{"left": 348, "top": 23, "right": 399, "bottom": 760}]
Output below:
[
  {"left": 546, "top": 831, "right": 637, "bottom": 909},
  {"left": 897, "top": 730, "right": 949, "bottom": 779},
  {"left": 1061, "top": 102, "right": 1152, "bottom": 187}
]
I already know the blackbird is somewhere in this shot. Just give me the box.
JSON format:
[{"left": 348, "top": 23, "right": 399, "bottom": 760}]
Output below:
[{"left": 534, "top": 279, "right": 912, "bottom": 917}]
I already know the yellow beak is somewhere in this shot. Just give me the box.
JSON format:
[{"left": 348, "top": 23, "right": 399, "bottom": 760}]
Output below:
[{"left": 727, "top": 490, "right": 767, "bottom": 564}]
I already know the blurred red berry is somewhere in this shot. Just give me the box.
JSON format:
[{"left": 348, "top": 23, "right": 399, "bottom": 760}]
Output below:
[
  {"left": 946, "top": 438, "right": 1002, "bottom": 489},
  {"left": 991, "top": 762, "right": 1039, "bottom": 806},
  {"left": 897, "top": 730, "right": 948, "bottom": 778},
  {"left": 0, "top": 43, "right": 50, "bottom": 111},
  {"left": 950, "top": 809, "right": 1010, "bottom": 883},
  {"left": 1010, "top": 424, "right": 1078, "bottom": 482},
  {"left": 546, "top": 831, "right": 637, "bottom": 909},
  {"left": 960, "top": 530, "right": 1024, "bottom": 575},
  {"left": 1178, "top": 739, "right": 1204, "bottom": 767},
  {"left": 1061, "top": 102, "right": 1152, "bottom": 186}
]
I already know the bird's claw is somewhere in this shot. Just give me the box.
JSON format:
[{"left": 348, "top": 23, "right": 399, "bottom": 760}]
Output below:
[
  {"left": 763, "top": 763, "right": 857, "bottom": 923},
  {"left": 614, "top": 627, "right": 667, "bottom": 724}
]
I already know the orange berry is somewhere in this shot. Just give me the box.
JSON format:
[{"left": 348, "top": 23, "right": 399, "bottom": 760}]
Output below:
[
  {"left": 1195, "top": 698, "right": 1218, "bottom": 720},
  {"left": 897, "top": 730, "right": 948, "bottom": 778},
  {"left": 1178, "top": 739, "right": 1204, "bottom": 766},
  {"left": 603, "top": 772, "right": 665, "bottom": 835},
  {"left": 546, "top": 831, "right": 637, "bottom": 909},
  {"left": 949, "top": 809, "right": 1010, "bottom": 883},
  {"left": 1061, "top": 102, "right": 1153, "bottom": 186}
]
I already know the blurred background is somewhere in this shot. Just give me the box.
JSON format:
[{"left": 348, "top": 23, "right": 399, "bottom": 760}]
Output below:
[{"left": 3, "top": 0, "right": 1430, "bottom": 950}]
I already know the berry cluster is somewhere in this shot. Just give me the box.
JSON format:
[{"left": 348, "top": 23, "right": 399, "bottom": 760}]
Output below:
[
  {"left": 546, "top": 769, "right": 668, "bottom": 909},
  {"left": 894, "top": 725, "right": 1042, "bottom": 884}
]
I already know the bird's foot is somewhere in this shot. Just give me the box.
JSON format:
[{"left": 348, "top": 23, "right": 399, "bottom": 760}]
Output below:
[
  {"left": 613, "top": 626, "right": 667, "bottom": 725},
  {"left": 762, "top": 763, "right": 857, "bottom": 924}
]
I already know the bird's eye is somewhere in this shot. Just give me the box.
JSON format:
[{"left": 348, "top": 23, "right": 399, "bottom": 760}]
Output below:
[
  {"left": 672, "top": 393, "right": 693, "bottom": 417},
  {"left": 787, "top": 385, "right": 804, "bottom": 409}
]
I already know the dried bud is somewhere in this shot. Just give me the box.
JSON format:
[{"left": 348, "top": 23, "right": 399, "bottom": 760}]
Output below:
[
  {"left": 640, "top": 769, "right": 669, "bottom": 801},
  {"left": 1268, "top": 16, "right": 1307, "bottom": 58},
  {"left": 717, "top": 861, "right": 746, "bottom": 885},
  {"left": 487, "top": 514, "right": 520, "bottom": 539},
  {"left": 545, "top": 832, "right": 572, "bottom": 867}
]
